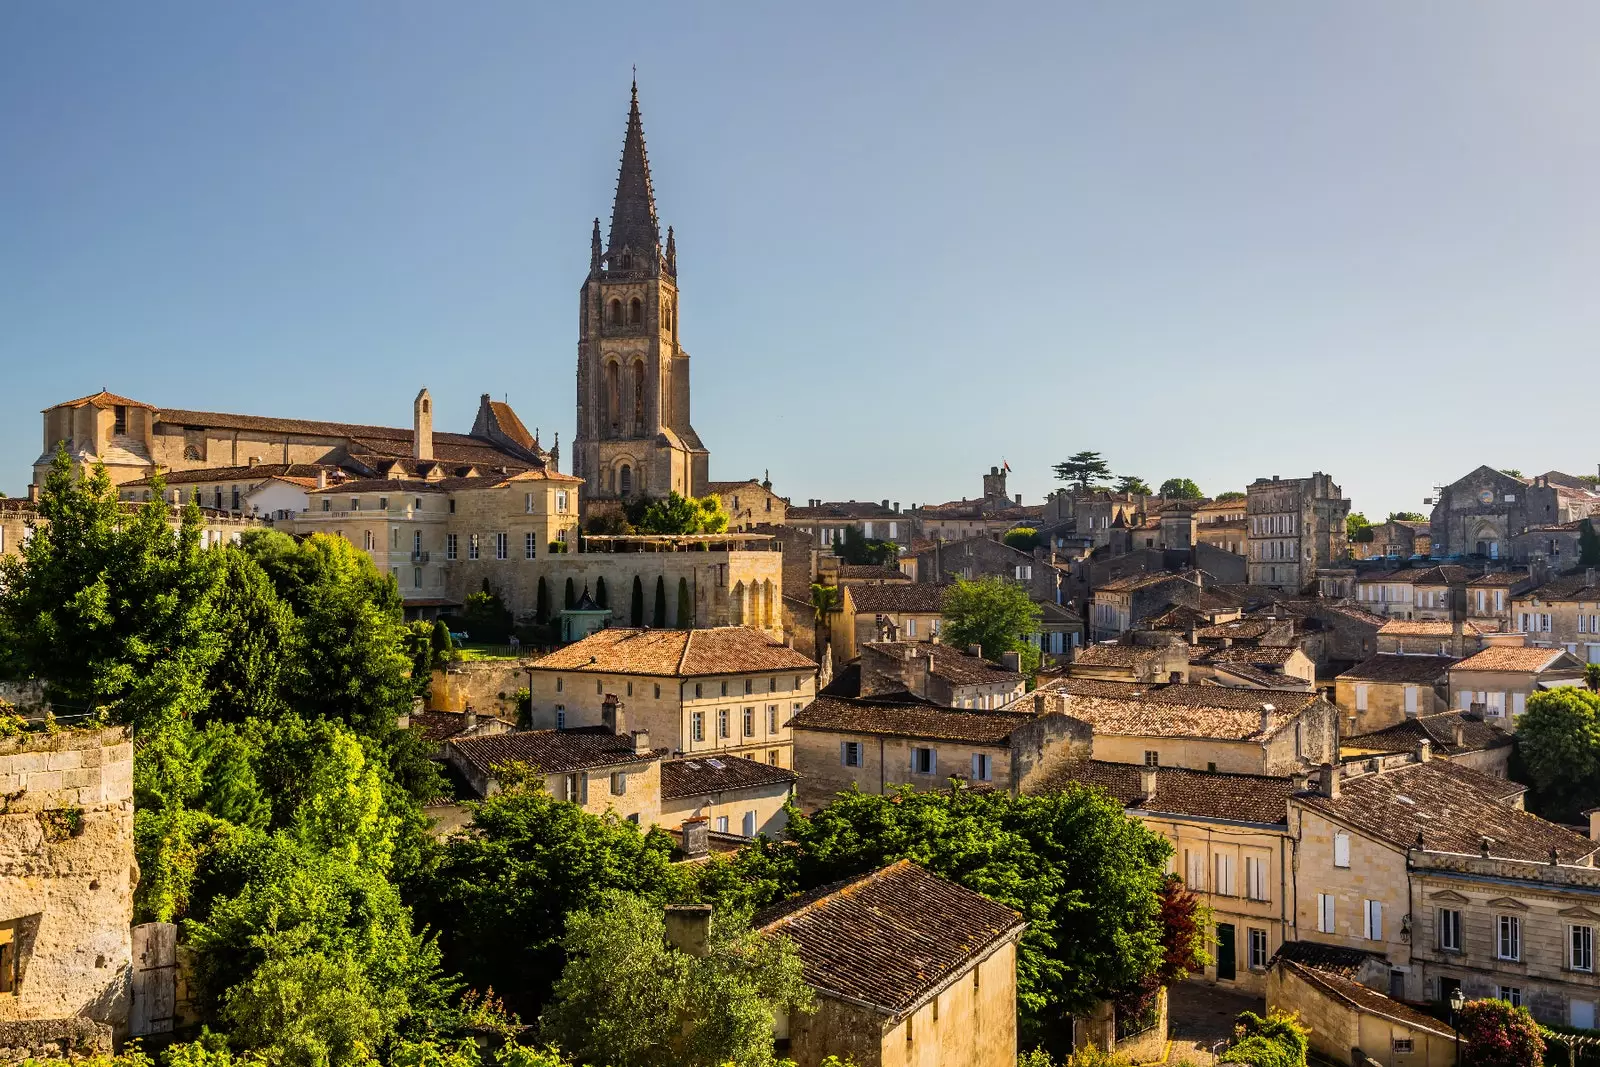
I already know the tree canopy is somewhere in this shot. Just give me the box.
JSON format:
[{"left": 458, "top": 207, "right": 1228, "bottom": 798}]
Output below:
[
  {"left": 1514, "top": 688, "right": 1600, "bottom": 820},
  {"left": 1053, "top": 451, "right": 1112, "bottom": 492},
  {"left": 1387, "top": 511, "right": 1426, "bottom": 522},
  {"left": 1114, "top": 475, "right": 1150, "bottom": 496},
  {"left": 1581, "top": 518, "right": 1600, "bottom": 566},
  {"left": 833, "top": 524, "right": 897, "bottom": 566},
  {"left": 1346, "top": 512, "right": 1372, "bottom": 543},
  {"left": 1003, "top": 527, "right": 1042, "bottom": 552},
  {"left": 1215, "top": 490, "right": 1246, "bottom": 502},
  {"left": 1158, "top": 478, "right": 1203, "bottom": 500},
  {"left": 941, "top": 576, "right": 1043, "bottom": 670},
  {"left": 635, "top": 493, "right": 729, "bottom": 536}
]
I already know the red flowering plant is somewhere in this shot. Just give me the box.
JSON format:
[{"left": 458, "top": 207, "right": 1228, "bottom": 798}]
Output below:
[{"left": 1457, "top": 999, "right": 1544, "bottom": 1067}]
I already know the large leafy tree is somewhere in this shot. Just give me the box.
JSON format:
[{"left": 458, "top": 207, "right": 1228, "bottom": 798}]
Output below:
[
  {"left": 1346, "top": 512, "right": 1373, "bottom": 543},
  {"left": 202, "top": 548, "right": 303, "bottom": 724},
  {"left": 1515, "top": 688, "right": 1600, "bottom": 820},
  {"left": 0, "top": 447, "right": 222, "bottom": 730},
  {"left": 636, "top": 493, "right": 729, "bottom": 536},
  {"left": 539, "top": 892, "right": 811, "bottom": 1067},
  {"left": 1114, "top": 475, "right": 1151, "bottom": 496},
  {"left": 1159, "top": 478, "right": 1203, "bottom": 500},
  {"left": 1581, "top": 518, "right": 1600, "bottom": 566},
  {"left": 1052, "top": 451, "right": 1112, "bottom": 492},
  {"left": 1388, "top": 511, "right": 1427, "bottom": 522},
  {"left": 942, "top": 576, "right": 1043, "bottom": 670},
  {"left": 834, "top": 525, "right": 896, "bottom": 566}
]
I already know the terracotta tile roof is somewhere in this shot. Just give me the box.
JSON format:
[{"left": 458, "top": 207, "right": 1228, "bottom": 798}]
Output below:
[
  {"left": 705, "top": 479, "right": 767, "bottom": 493},
  {"left": 530, "top": 627, "right": 817, "bottom": 677},
  {"left": 1338, "top": 655, "right": 1455, "bottom": 684},
  {"left": 1051, "top": 678, "right": 1321, "bottom": 741},
  {"left": 788, "top": 694, "right": 1030, "bottom": 744},
  {"left": 1522, "top": 571, "right": 1600, "bottom": 602},
  {"left": 1344, "top": 711, "right": 1511, "bottom": 756},
  {"left": 51, "top": 390, "right": 153, "bottom": 410},
  {"left": 1279, "top": 960, "right": 1455, "bottom": 1038},
  {"left": 309, "top": 469, "right": 580, "bottom": 494},
  {"left": 1296, "top": 759, "right": 1596, "bottom": 863},
  {"left": 1194, "top": 619, "right": 1279, "bottom": 641},
  {"left": 837, "top": 564, "right": 910, "bottom": 581},
  {"left": 1207, "top": 662, "right": 1301, "bottom": 689},
  {"left": 1074, "top": 643, "right": 1167, "bottom": 669},
  {"left": 1450, "top": 645, "right": 1579, "bottom": 673},
  {"left": 1144, "top": 605, "right": 1217, "bottom": 631},
  {"left": 1270, "top": 940, "right": 1386, "bottom": 977},
  {"left": 446, "top": 728, "right": 667, "bottom": 778},
  {"left": 1195, "top": 645, "right": 1300, "bottom": 668},
  {"left": 411, "top": 710, "right": 515, "bottom": 744},
  {"left": 1407, "top": 566, "right": 1473, "bottom": 586},
  {"left": 1377, "top": 619, "right": 1489, "bottom": 637},
  {"left": 789, "top": 501, "right": 899, "bottom": 520},
  {"left": 1468, "top": 570, "right": 1531, "bottom": 587},
  {"left": 1097, "top": 571, "right": 1188, "bottom": 594},
  {"left": 660, "top": 754, "right": 799, "bottom": 800},
  {"left": 484, "top": 400, "right": 536, "bottom": 449},
  {"left": 846, "top": 584, "right": 948, "bottom": 614},
  {"left": 1034, "top": 760, "right": 1293, "bottom": 824},
  {"left": 120, "top": 462, "right": 349, "bottom": 487},
  {"left": 864, "top": 642, "right": 1024, "bottom": 687},
  {"left": 755, "top": 860, "right": 1025, "bottom": 1018}
]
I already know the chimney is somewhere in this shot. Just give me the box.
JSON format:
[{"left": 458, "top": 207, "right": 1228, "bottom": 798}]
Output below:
[
  {"left": 316, "top": 469, "right": 328, "bottom": 489},
  {"left": 1480, "top": 837, "right": 1492, "bottom": 858},
  {"left": 881, "top": 499, "right": 889, "bottom": 509},
  {"left": 247, "top": 456, "right": 258, "bottom": 468},
  {"left": 1001, "top": 650, "right": 1022, "bottom": 674},
  {"left": 462, "top": 705, "right": 477, "bottom": 732},
  {"left": 1015, "top": 493, "right": 1022, "bottom": 506},
  {"left": 602, "top": 694, "right": 623, "bottom": 734},
  {"left": 664, "top": 904, "right": 713, "bottom": 957},
  {"left": 893, "top": 502, "right": 900, "bottom": 513},
  {"left": 1139, "top": 766, "right": 1157, "bottom": 802},
  {"left": 1415, "top": 738, "right": 1431, "bottom": 763},
  {"left": 1260, "top": 703, "right": 1275, "bottom": 736},
  {"left": 1588, "top": 808, "right": 1600, "bottom": 843},
  {"left": 680, "top": 817, "right": 710, "bottom": 858},
  {"left": 1453, "top": 722, "right": 1466, "bottom": 748},
  {"left": 632, "top": 729, "right": 650, "bottom": 754},
  {"left": 1588, "top": 567, "right": 1597, "bottom": 590},
  {"left": 967, "top": 644, "right": 983, "bottom": 659},
  {"left": 413, "top": 388, "right": 434, "bottom": 462},
  {"left": 1319, "top": 762, "right": 1340, "bottom": 799}
]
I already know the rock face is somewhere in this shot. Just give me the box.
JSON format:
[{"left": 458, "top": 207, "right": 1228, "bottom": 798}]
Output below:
[{"left": 0, "top": 727, "right": 135, "bottom": 1047}]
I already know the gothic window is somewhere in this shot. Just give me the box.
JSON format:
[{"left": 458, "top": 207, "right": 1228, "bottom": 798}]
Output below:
[
  {"left": 619, "top": 465, "right": 633, "bottom": 496},
  {"left": 608, "top": 299, "right": 622, "bottom": 325},
  {"left": 184, "top": 445, "right": 202, "bottom": 461},
  {"left": 632, "top": 361, "right": 646, "bottom": 434},
  {"left": 606, "top": 362, "right": 620, "bottom": 429},
  {"left": 620, "top": 253, "right": 633, "bottom": 271},
  {"left": 628, "top": 298, "right": 643, "bottom": 325}
]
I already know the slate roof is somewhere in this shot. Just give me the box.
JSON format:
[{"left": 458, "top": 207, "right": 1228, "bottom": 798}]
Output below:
[
  {"left": 660, "top": 754, "right": 799, "bottom": 800},
  {"left": 788, "top": 695, "right": 1030, "bottom": 744},
  {"left": 1280, "top": 960, "right": 1456, "bottom": 1038},
  {"left": 846, "top": 584, "right": 948, "bottom": 614},
  {"left": 755, "top": 860, "right": 1026, "bottom": 1019},
  {"left": 531, "top": 627, "right": 818, "bottom": 677},
  {"left": 1338, "top": 655, "right": 1456, "bottom": 685},
  {"left": 446, "top": 728, "right": 667, "bottom": 778},
  {"left": 1295, "top": 760, "right": 1596, "bottom": 863},
  {"left": 1035, "top": 761, "right": 1294, "bottom": 824},
  {"left": 1344, "top": 712, "right": 1511, "bottom": 757},
  {"left": 1270, "top": 940, "right": 1386, "bottom": 977},
  {"left": 1450, "top": 646, "right": 1579, "bottom": 673},
  {"left": 864, "top": 642, "right": 1024, "bottom": 687}
]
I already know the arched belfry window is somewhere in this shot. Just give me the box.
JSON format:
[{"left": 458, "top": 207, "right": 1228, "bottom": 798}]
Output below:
[
  {"left": 632, "top": 361, "right": 646, "bottom": 434},
  {"left": 606, "top": 362, "right": 621, "bottom": 429},
  {"left": 608, "top": 299, "right": 622, "bottom": 325},
  {"left": 619, "top": 464, "right": 633, "bottom": 496},
  {"left": 421, "top": 399, "right": 430, "bottom": 414},
  {"left": 629, "top": 298, "right": 643, "bottom": 325}
]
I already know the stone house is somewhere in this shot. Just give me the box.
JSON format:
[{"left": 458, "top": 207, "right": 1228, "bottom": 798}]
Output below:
[
  {"left": 1353, "top": 569, "right": 1427, "bottom": 619},
  {"left": 1512, "top": 568, "right": 1600, "bottom": 664},
  {"left": 1403, "top": 566, "right": 1473, "bottom": 622},
  {"left": 1513, "top": 521, "right": 1590, "bottom": 569},
  {"left": 1268, "top": 958, "right": 1456, "bottom": 1067},
  {"left": 832, "top": 583, "right": 948, "bottom": 663},
  {"left": 1374, "top": 619, "right": 1489, "bottom": 657},
  {"left": 0, "top": 728, "right": 135, "bottom": 1045},
  {"left": 1335, "top": 655, "right": 1456, "bottom": 734},
  {"left": 1446, "top": 644, "right": 1588, "bottom": 725},
  {"left": 859, "top": 642, "right": 1026, "bottom": 710},
  {"left": 1246, "top": 473, "right": 1350, "bottom": 591},
  {"left": 707, "top": 479, "right": 787, "bottom": 529},
  {"left": 911, "top": 466, "right": 1044, "bottom": 542},
  {"left": 1289, "top": 752, "right": 1600, "bottom": 1008},
  {"left": 756, "top": 860, "right": 1026, "bottom": 1067},
  {"left": 1355, "top": 520, "right": 1433, "bottom": 562},
  {"left": 442, "top": 728, "right": 668, "bottom": 824},
  {"left": 1090, "top": 571, "right": 1207, "bottom": 640},
  {"left": 659, "top": 755, "right": 798, "bottom": 839},
  {"left": 1195, "top": 517, "right": 1249, "bottom": 558},
  {"left": 524, "top": 627, "right": 818, "bottom": 768},
  {"left": 1189, "top": 645, "right": 1316, "bottom": 689},
  {"left": 1342, "top": 712, "right": 1513, "bottom": 778},
  {"left": 1070, "top": 635, "right": 1191, "bottom": 684},
  {"left": 913, "top": 534, "right": 1064, "bottom": 607},
  {"left": 1467, "top": 569, "right": 1532, "bottom": 633},
  {"left": 788, "top": 500, "right": 909, "bottom": 551},
  {"left": 1034, "top": 761, "right": 1296, "bottom": 995},
  {"left": 1428, "top": 466, "right": 1599, "bottom": 560},
  {"left": 117, "top": 461, "right": 348, "bottom": 517},
  {"left": 1036, "top": 678, "right": 1340, "bottom": 776}
]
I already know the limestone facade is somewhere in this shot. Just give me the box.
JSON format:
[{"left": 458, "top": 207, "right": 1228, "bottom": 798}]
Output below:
[
  {"left": 1511, "top": 569, "right": 1600, "bottom": 664},
  {"left": 1246, "top": 472, "right": 1350, "bottom": 591},
  {"left": 707, "top": 480, "right": 787, "bottom": 529},
  {"left": 1429, "top": 467, "right": 1599, "bottom": 560}
]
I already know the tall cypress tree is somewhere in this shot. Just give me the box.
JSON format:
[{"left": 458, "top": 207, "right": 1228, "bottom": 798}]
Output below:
[
  {"left": 677, "top": 577, "right": 693, "bottom": 629},
  {"left": 630, "top": 576, "right": 645, "bottom": 626},
  {"left": 652, "top": 576, "right": 667, "bottom": 628},
  {"left": 595, "top": 576, "right": 609, "bottom": 608},
  {"left": 565, "top": 577, "right": 577, "bottom": 610},
  {"left": 535, "top": 577, "right": 551, "bottom": 623}
]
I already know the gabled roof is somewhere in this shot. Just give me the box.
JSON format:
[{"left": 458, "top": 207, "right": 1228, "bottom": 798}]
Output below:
[
  {"left": 1521, "top": 571, "right": 1600, "bottom": 602},
  {"left": 1344, "top": 711, "right": 1511, "bottom": 757},
  {"left": 1377, "top": 619, "right": 1489, "bottom": 637},
  {"left": 1450, "top": 645, "right": 1584, "bottom": 673},
  {"left": 531, "top": 627, "right": 817, "bottom": 677},
  {"left": 1338, "top": 654, "right": 1456, "bottom": 685},
  {"left": 660, "top": 754, "right": 798, "bottom": 800},
  {"left": 446, "top": 728, "right": 667, "bottom": 779},
  {"left": 788, "top": 695, "right": 1030, "bottom": 745},
  {"left": 1035, "top": 760, "right": 1293, "bottom": 824},
  {"left": 50, "top": 390, "right": 154, "bottom": 411},
  {"left": 1278, "top": 960, "right": 1455, "bottom": 1039},
  {"left": 755, "top": 861, "right": 1025, "bottom": 1019},
  {"left": 1270, "top": 940, "right": 1386, "bottom": 978},
  {"left": 846, "top": 583, "right": 948, "bottom": 615},
  {"left": 864, "top": 642, "right": 1024, "bottom": 688},
  {"left": 1048, "top": 678, "right": 1322, "bottom": 742}
]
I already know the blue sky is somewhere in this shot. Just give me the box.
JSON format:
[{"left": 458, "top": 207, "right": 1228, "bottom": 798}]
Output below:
[{"left": 3, "top": 3, "right": 1598, "bottom": 515}]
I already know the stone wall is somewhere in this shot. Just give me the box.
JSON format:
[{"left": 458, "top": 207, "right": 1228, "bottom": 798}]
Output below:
[
  {"left": 0, "top": 727, "right": 135, "bottom": 1034},
  {"left": 0, "top": 1018, "right": 113, "bottom": 1064},
  {"left": 428, "top": 661, "right": 533, "bottom": 721}
]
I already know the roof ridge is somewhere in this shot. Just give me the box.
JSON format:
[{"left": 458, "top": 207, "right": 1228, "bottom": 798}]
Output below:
[{"left": 677, "top": 629, "right": 694, "bottom": 675}]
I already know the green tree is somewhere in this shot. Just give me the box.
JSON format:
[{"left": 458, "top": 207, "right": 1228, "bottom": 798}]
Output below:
[
  {"left": 809, "top": 583, "right": 839, "bottom": 657},
  {"left": 409, "top": 775, "right": 683, "bottom": 1018},
  {"left": 462, "top": 587, "right": 514, "bottom": 644},
  {"left": 1580, "top": 518, "right": 1600, "bottom": 566},
  {"left": 1387, "top": 511, "right": 1426, "bottom": 522},
  {"left": 1114, "top": 475, "right": 1150, "bottom": 497},
  {"left": 636, "top": 493, "right": 729, "bottom": 536},
  {"left": 1500, "top": 468, "right": 1524, "bottom": 479},
  {"left": 595, "top": 576, "right": 609, "bottom": 609},
  {"left": 677, "top": 577, "right": 693, "bottom": 630},
  {"left": 1053, "top": 451, "right": 1112, "bottom": 492},
  {"left": 0, "top": 448, "right": 222, "bottom": 730},
  {"left": 535, "top": 577, "right": 551, "bottom": 624},
  {"left": 1218, "top": 1009, "right": 1309, "bottom": 1066},
  {"left": 203, "top": 548, "right": 302, "bottom": 724},
  {"left": 1003, "top": 527, "right": 1042, "bottom": 552},
  {"left": 539, "top": 892, "right": 811, "bottom": 1067},
  {"left": 653, "top": 576, "right": 668, "bottom": 627},
  {"left": 1588, "top": 663, "right": 1600, "bottom": 693},
  {"left": 1514, "top": 688, "right": 1600, "bottom": 820},
  {"left": 241, "top": 530, "right": 412, "bottom": 736},
  {"left": 1346, "top": 512, "right": 1372, "bottom": 543},
  {"left": 834, "top": 525, "right": 896, "bottom": 566},
  {"left": 432, "top": 619, "right": 454, "bottom": 660},
  {"left": 1215, "top": 490, "right": 1245, "bottom": 502},
  {"left": 1159, "top": 478, "right": 1203, "bottom": 500},
  {"left": 942, "top": 576, "right": 1043, "bottom": 672},
  {"left": 630, "top": 576, "right": 646, "bottom": 626}
]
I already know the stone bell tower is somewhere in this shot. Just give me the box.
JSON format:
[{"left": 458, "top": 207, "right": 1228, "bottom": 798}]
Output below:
[{"left": 573, "top": 79, "right": 709, "bottom": 520}]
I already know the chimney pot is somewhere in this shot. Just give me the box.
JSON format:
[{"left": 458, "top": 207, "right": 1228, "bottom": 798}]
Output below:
[
  {"left": 1139, "top": 766, "right": 1157, "bottom": 801},
  {"left": 1416, "top": 738, "right": 1431, "bottom": 762},
  {"left": 316, "top": 470, "right": 328, "bottom": 489},
  {"left": 1452, "top": 722, "right": 1466, "bottom": 748},
  {"left": 462, "top": 705, "right": 477, "bottom": 731},
  {"left": 664, "top": 903, "right": 713, "bottom": 957},
  {"left": 1260, "top": 703, "right": 1275, "bottom": 735},
  {"left": 1320, "top": 762, "right": 1340, "bottom": 798},
  {"left": 881, "top": 499, "right": 889, "bottom": 509},
  {"left": 967, "top": 644, "right": 982, "bottom": 658},
  {"left": 632, "top": 728, "right": 650, "bottom": 754}
]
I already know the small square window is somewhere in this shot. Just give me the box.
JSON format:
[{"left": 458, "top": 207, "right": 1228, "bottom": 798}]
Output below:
[{"left": 1143, "top": 751, "right": 1158, "bottom": 767}]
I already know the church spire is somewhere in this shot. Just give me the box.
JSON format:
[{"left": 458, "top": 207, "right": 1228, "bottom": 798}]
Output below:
[{"left": 607, "top": 78, "right": 661, "bottom": 266}]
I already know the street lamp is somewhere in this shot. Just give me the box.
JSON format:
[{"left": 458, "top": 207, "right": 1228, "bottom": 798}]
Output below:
[{"left": 1449, "top": 987, "right": 1466, "bottom": 1065}]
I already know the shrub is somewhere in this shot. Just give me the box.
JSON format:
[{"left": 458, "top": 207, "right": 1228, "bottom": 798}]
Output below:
[
  {"left": 1218, "top": 1009, "right": 1309, "bottom": 1067},
  {"left": 1457, "top": 998, "right": 1543, "bottom": 1067}
]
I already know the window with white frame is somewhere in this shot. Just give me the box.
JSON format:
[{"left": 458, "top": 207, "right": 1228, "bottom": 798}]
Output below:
[
  {"left": 1574, "top": 924, "right": 1594, "bottom": 973},
  {"left": 717, "top": 709, "right": 730, "bottom": 738},
  {"left": 495, "top": 532, "right": 508, "bottom": 560},
  {"left": 691, "top": 712, "right": 704, "bottom": 742},
  {"left": 1248, "top": 928, "right": 1269, "bottom": 969},
  {"left": 716, "top": 815, "right": 729, "bottom": 833},
  {"left": 1392, "top": 1038, "right": 1414, "bottom": 1054},
  {"left": 841, "top": 741, "right": 863, "bottom": 767},
  {"left": 911, "top": 747, "right": 937, "bottom": 775},
  {"left": 1333, "top": 833, "right": 1351, "bottom": 868},
  {"left": 610, "top": 771, "right": 627, "bottom": 796},
  {"left": 1498, "top": 915, "right": 1521, "bottom": 960},
  {"left": 1245, "top": 855, "right": 1269, "bottom": 901},
  {"left": 446, "top": 533, "right": 458, "bottom": 560},
  {"left": 1317, "top": 893, "right": 1335, "bottom": 934},
  {"left": 525, "top": 532, "right": 537, "bottom": 559},
  {"left": 1439, "top": 908, "right": 1462, "bottom": 952},
  {"left": 468, "top": 533, "right": 480, "bottom": 560},
  {"left": 1363, "top": 900, "right": 1383, "bottom": 941},
  {"left": 743, "top": 707, "right": 754, "bottom": 737},
  {"left": 906, "top": 618, "right": 917, "bottom": 637},
  {"left": 1186, "top": 850, "right": 1205, "bottom": 890},
  {"left": 1214, "top": 854, "right": 1236, "bottom": 897},
  {"left": 1499, "top": 986, "right": 1522, "bottom": 1007},
  {"left": 767, "top": 705, "right": 778, "bottom": 733}
]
